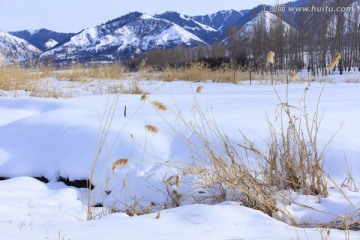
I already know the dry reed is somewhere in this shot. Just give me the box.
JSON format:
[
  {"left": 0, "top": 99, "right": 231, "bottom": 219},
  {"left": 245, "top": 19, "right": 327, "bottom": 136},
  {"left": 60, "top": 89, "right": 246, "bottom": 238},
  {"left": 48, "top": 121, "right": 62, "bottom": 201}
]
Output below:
[
  {"left": 139, "top": 62, "right": 273, "bottom": 83},
  {"left": 56, "top": 62, "right": 125, "bottom": 81}
]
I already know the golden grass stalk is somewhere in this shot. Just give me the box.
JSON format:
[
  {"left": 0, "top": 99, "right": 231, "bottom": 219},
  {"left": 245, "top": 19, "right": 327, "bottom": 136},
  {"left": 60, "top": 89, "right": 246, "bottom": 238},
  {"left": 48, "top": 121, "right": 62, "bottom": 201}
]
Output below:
[
  {"left": 267, "top": 51, "right": 275, "bottom": 64},
  {"left": 165, "top": 175, "right": 175, "bottom": 184},
  {"left": 152, "top": 101, "right": 167, "bottom": 111},
  {"left": 165, "top": 175, "right": 180, "bottom": 188},
  {"left": 112, "top": 158, "right": 129, "bottom": 172},
  {"left": 140, "top": 94, "right": 147, "bottom": 102},
  {"left": 144, "top": 125, "right": 158, "bottom": 134},
  {"left": 175, "top": 174, "right": 180, "bottom": 189},
  {"left": 122, "top": 177, "right": 127, "bottom": 189},
  {"left": 196, "top": 85, "right": 204, "bottom": 94}
]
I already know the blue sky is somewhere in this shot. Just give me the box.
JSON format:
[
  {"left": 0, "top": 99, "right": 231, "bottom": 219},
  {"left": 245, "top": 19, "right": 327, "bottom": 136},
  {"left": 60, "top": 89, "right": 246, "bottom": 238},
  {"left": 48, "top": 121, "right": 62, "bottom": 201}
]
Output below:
[{"left": 0, "top": 0, "right": 277, "bottom": 32}]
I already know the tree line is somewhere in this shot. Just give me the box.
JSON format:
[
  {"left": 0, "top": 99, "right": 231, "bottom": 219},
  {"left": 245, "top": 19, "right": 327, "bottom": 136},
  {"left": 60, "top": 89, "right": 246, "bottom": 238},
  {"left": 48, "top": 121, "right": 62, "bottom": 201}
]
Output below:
[{"left": 126, "top": 0, "right": 359, "bottom": 76}]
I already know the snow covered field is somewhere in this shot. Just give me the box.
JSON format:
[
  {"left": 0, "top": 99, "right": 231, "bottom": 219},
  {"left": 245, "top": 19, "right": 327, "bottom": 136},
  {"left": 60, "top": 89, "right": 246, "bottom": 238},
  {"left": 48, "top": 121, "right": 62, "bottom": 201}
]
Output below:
[{"left": 0, "top": 74, "right": 360, "bottom": 239}]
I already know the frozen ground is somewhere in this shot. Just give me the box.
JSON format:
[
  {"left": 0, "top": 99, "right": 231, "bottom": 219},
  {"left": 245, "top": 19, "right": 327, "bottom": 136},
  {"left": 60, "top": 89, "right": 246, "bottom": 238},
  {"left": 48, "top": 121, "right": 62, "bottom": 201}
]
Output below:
[{"left": 0, "top": 72, "right": 360, "bottom": 239}]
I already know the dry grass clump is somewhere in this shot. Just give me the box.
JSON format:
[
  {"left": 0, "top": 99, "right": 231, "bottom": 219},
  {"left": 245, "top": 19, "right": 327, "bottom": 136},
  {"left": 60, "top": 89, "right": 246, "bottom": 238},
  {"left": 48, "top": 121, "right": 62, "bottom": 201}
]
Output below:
[
  {"left": 56, "top": 62, "right": 126, "bottom": 81},
  {"left": 238, "top": 85, "right": 334, "bottom": 197},
  {"left": 138, "top": 61, "right": 295, "bottom": 83},
  {"left": 107, "top": 80, "right": 145, "bottom": 95},
  {"left": 0, "top": 64, "right": 50, "bottom": 91},
  {"left": 172, "top": 83, "right": 336, "bottom": 224},
  {"left": 0, "top": 64, "right": 75, "bottom": 98},
  {"left": 139, "top": 62, "right": 243, "bottom": 82},
  {"left": 181, "top": 117, "right": 286, "bottom": 219}
]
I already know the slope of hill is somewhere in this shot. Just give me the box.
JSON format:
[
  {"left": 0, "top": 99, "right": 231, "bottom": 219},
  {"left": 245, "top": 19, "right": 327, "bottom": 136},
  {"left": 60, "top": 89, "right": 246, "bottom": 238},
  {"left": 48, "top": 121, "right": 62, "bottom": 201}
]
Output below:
[
  {"left": 0, "top": 30, "right": 41, "bottom": 63},
  {"left": 192, "top": 10, "right": 249, "bottom": 32},
  {"left": 41, "top": 12, "right": 206, "bottom": 63},
  {"left": 154, "top": 11, "right": 220, "bottom": 44},
  {"left": 9, "top": 29, "right": 75, "bottom": 51}
]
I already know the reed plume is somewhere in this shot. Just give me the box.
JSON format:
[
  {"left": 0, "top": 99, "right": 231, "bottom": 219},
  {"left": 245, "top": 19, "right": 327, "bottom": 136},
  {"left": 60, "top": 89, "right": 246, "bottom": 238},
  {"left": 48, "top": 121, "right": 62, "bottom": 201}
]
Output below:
[
  {"left": 290, "top": 72, "right": 297, "bottom": 80},
  {"left": 267, "top": 51, "right": 275, "bottom": 64},
  {"left": 140, "top": 94, "right": 147, "bottom": 102},
  {"left": 112, "top": 158, "right": 128, "bottom": 172},
  {"left": 196, "top": 85, "right": 204, "bottom": 94},
  {"left": 152, "top": 101, "right": 167, "bottom": 111},
  {"left": 326, "top": 52, "right": 341, "bottom": 69},
  {"left": 144, "top": 125, "right": 158, "bottom": 134}
]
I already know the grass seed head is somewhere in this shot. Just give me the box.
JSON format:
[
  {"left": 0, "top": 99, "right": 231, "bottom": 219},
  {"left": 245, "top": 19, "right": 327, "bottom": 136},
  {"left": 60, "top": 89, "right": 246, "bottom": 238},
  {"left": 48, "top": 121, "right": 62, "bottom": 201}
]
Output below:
[
  {"left": 196, "top": 85, "right": 204, "bottom": 94},
  {"left": 152, "top": 101, "right": 167, "bottom": 111},
  {"left": 112, "top": 158, "right": 128, "bottom": 172},
  {"left": 144, "top": 125, "right": 158, "bottom": 134},
  {"left": 267, "top": 51, "right": 275, "bottom": 64},
  {"left": 140, "top": 94, "right": 147, "bottom": 102},
  {"left": 333, "top": 52, "right": 341, "bottom": 62},
  {"left": 290, "top": 72, "right": 297, "bottom": 80}
]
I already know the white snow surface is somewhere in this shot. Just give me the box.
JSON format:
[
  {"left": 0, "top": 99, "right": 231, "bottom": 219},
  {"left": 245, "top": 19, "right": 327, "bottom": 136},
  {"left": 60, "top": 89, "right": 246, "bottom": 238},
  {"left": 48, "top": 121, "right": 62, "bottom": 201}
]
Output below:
[{"left": 0, "top": 74, "right": 360, "bottom": 239}]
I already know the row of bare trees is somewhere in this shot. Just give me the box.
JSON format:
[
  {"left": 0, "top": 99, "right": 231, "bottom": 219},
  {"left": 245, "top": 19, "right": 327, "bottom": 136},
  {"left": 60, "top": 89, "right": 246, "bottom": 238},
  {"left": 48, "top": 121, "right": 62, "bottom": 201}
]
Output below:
[{"left": 227, "top": 0, "right": 360, "bottom": 76}]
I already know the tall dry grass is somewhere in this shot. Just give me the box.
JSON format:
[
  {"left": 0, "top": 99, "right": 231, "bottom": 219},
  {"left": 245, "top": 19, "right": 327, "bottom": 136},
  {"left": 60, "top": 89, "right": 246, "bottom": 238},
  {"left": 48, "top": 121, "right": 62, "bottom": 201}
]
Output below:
[
  {"left": 142, "top": 83, "right": 340, "bottom": 225},
  {"left": 55, "top": 62, "right": 126, "bottom": 81},
  {"left": 138, "top": 62, "right": 294, "bottom": 83},
  {"left": 0, "top": 62, "right": 146, "bottom": 97},
  {"left": 0, "top": 63, "right": 50, "bottom": 91},
  {"left": 239, "top": 84, "right": 341, "bottom": 197}
]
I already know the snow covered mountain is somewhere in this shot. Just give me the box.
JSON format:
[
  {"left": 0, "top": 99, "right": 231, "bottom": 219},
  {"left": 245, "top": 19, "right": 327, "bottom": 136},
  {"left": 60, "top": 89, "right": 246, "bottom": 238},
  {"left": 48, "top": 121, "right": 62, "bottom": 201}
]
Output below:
[
  {"left": 239, "top": 11, "right": 293, "bottom": 39},
  {"left": 9, "top": 29, "right": 75, "bottom": 51},
  {"left": 41, "top": 12, "right": 206, "bottom": 63},
  {"left": 44, "top": 39, "right": 58, "bottom": 50},
  {"left": 0, "top": 30, "right": 41, "bottom": 63},
  {"left": 192, "top": 10, "right": 249, "bottom": 32},
  {"left": 154, "top": 11, "right": 220, "bottom": 43}
]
